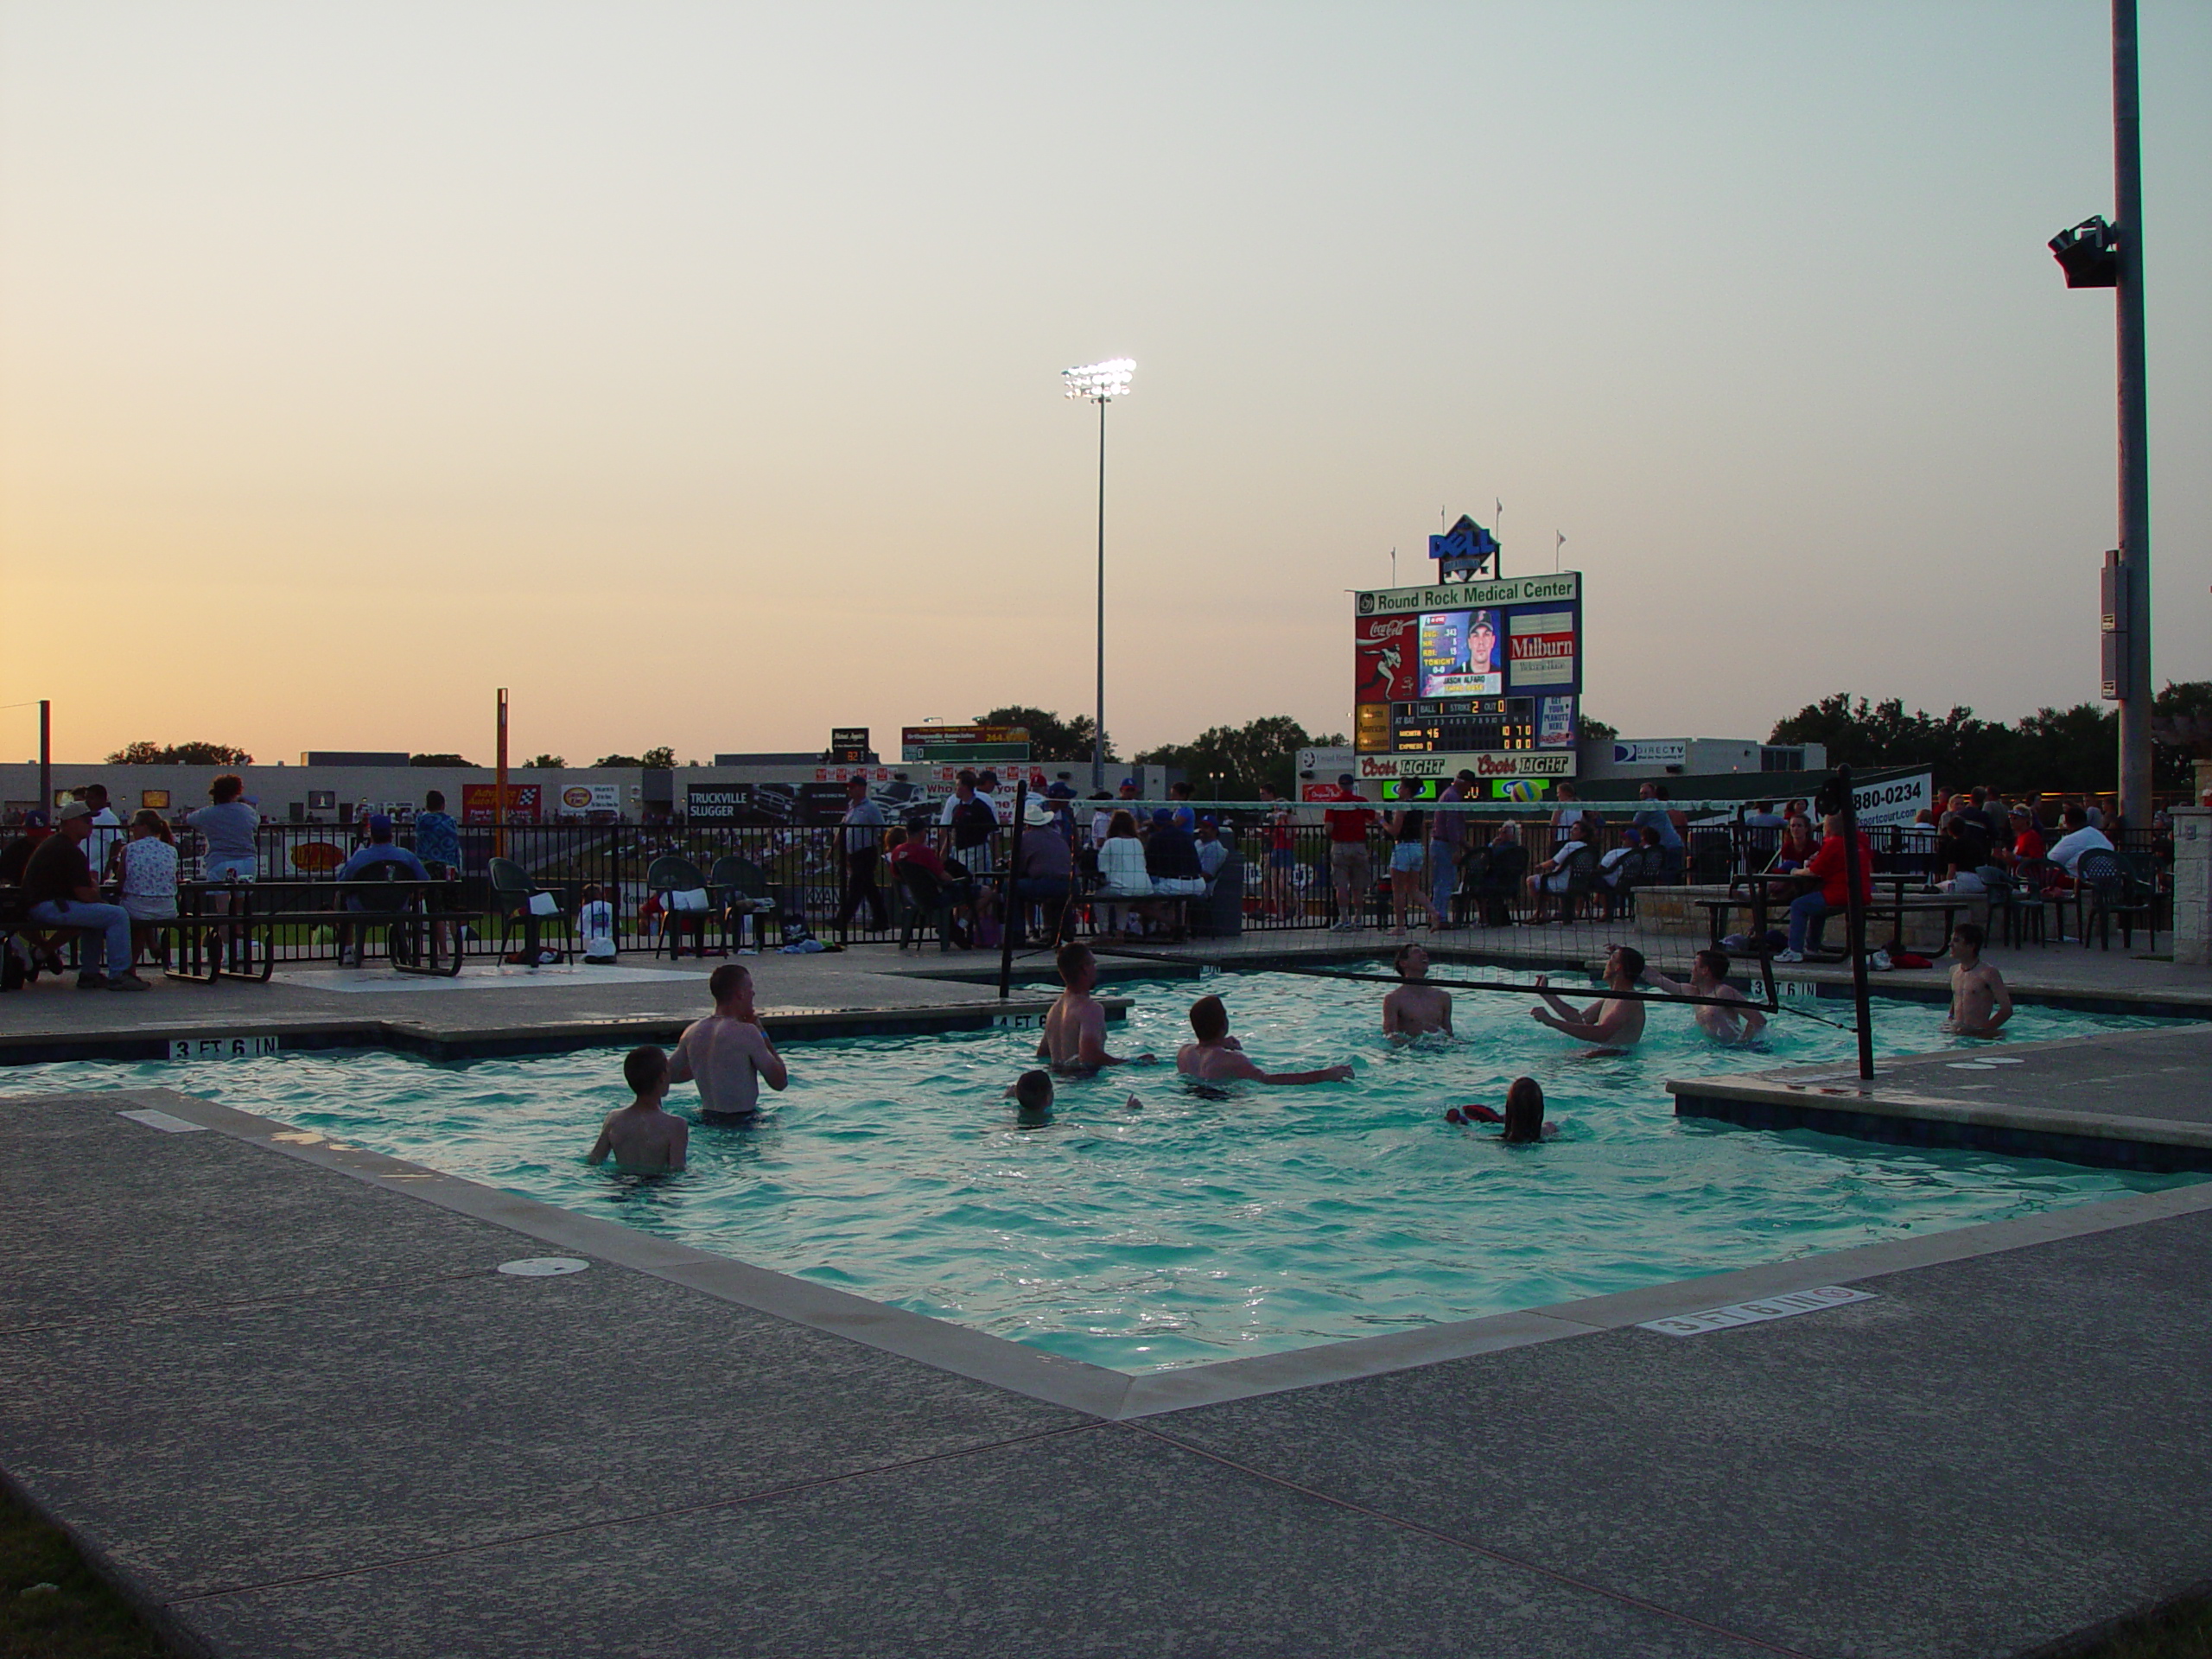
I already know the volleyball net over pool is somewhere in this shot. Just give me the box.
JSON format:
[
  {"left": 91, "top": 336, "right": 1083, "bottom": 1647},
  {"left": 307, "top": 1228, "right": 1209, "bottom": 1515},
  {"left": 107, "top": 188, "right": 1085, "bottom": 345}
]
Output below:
[{"left": 1047, "top": 793, "right": 1787, "bottom": 1014}]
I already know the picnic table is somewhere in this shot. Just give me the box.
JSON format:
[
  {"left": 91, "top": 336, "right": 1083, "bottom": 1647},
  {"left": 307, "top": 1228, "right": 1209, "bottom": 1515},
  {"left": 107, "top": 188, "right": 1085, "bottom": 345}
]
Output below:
[
  {"left": 1698, "top": 871, "right": 1976, "bottom": 957},
  {"left": 162, "top": 877, "right": 482, "bottom": 982}
]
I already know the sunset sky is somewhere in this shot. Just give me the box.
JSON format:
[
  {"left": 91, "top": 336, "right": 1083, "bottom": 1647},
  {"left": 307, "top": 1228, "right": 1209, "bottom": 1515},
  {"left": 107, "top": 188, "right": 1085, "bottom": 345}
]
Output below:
[{"left": 3, "top": 3, "right": 2207, "bottom": 767}]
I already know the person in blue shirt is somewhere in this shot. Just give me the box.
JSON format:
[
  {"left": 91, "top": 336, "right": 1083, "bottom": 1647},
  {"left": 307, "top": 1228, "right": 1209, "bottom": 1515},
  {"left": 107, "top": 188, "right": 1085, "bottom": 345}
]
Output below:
[
  {"left": 412, "top": 790, "right": 461, "bottom": 874},
  {"left": 1166, "top": 780, "right": 1198, "bottom": 833},
  {"left": 1632, "top": 782, "right": 1686, "bottom": 876},
  {"left": 336, "top": 815, "right": 430, "bottom": 966}
]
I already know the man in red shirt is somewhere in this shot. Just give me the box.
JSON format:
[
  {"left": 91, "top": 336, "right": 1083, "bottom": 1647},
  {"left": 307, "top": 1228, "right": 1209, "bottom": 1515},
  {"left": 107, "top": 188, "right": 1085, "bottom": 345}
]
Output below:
[
  {"left": 2000, "top": 805, "right": 2047, "bottom": 866},
  {"left": 1325, "top": 774, "right": 1378, "bottom": 931},
  {"left": 1776, "top": 811, "right": 1873, "bottom": 962}
]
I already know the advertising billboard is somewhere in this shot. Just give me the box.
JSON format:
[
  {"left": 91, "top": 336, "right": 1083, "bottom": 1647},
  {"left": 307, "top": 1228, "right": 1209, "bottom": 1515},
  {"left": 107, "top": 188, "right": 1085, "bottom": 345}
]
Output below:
[
  {"left": 461, "top": 784, "right": 541, "bottom": 824},
  {"left": 1506, "top": 608, "right": 1578, "bottom": 690},
  {"left": 1353, "top": 615, "right": 1419, "bottom": 703},
  {"left": 556, "top": 784, "right": 623, "bottom": 817}
]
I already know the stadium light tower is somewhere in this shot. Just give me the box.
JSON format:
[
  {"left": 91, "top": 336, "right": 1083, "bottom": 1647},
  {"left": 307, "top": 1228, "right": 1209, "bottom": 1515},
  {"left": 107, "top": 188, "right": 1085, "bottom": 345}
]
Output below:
[
  {"left": 1063, "top": 357, "right": 1135, "bottom": 791},
  {"left": 2049, "top": 0, "right": 2152, "bottom": 824}
]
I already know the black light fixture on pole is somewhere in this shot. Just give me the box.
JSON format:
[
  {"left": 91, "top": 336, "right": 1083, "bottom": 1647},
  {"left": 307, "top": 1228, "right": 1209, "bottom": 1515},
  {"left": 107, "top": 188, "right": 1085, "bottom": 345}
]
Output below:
[{"left": 2050, "top": 0, "right": 2152, "bottom": 827}]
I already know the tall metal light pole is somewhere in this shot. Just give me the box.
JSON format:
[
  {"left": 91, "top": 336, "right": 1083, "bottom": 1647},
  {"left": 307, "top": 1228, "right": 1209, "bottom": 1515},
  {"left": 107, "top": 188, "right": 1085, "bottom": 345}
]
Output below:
[
  {"left": 2050, "top": 0, "right": 2152, "bottom": 824},
  {"left": 1063, "top": 358, "right": 1135, "bottom": 791}
]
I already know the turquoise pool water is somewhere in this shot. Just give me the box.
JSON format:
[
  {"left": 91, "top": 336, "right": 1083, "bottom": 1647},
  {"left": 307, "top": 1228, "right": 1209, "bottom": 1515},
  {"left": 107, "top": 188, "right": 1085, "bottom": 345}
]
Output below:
[{"left": 12, "top": 971, "right": 2195, "bottom": 1371}]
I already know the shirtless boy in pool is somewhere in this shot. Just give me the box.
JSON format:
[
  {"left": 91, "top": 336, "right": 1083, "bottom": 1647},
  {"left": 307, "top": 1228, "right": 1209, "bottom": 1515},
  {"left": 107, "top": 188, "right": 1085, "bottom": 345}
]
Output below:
[
  {"left": 1530, "top": 945, "right": 1648, "bottom": 1054},
  {"left": 1639, "top": 948, "right": 1766, "bottom": 1046},
  {"left": 1382, "top": 942, "right": 1453, "bottom": 1039},
  {"left": 668, "top": 964, "right": 789, "bottom": 1124},
  {"left": 1177, "top": 994, "right": 1352, "bottom": 1085},
  {"left": 588, "top": 1046, "right": 689, "bottom": 1173},
  {"left": 1942, "top": 923, "right": 2012, "bottom": 1038},
  {"left": 1038, "top": 943, "right": 1155, "bottom": 1074}
]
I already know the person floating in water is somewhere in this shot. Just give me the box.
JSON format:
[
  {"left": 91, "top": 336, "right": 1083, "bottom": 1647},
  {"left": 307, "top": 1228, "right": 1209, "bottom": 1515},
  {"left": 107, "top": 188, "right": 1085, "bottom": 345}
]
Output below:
[
  {"left": 1530, "top": 945, "right": 1648, "bottom": 1054},
  {"left": 1942, "top": 923, "right": 2012, "bottom": 1038},
  {"left": 1038, "top": 943, "right": 1156, "bottom": 1074},
  {"left": 1382, "top": 942, "right": 1453, "bottom": 1039},
  {"left": 1639, "top": 948, "right": 1767, "bottom": 1046},
  {"left": 669, "top": 963, "right": 789, "bottom": 1125},
  {"left": 1446, "top": 1076, "right": 1553, "bottom": 1143},
  {"left": 587, "top": 1045, "right": 689, "bottom": 1173},
  {"left": 1177, "top": 994, "right": 1353, "bottom": 1085},
  {"left": 1005, "top": 1069, "right": 1055, "bottom": 1127}
]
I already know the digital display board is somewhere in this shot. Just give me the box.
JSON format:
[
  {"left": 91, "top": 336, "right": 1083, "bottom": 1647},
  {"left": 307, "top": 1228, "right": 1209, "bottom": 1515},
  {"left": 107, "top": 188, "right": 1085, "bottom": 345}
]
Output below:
[
  {"left": 1351, "top": 573, "right": 1583, "bottom": 779},
  {"left": 1389, "top": 698, "right": 1535, "bottom": 753},
  {"left": 1417, "top": 608, "right": 1502, "bottom": 697}
]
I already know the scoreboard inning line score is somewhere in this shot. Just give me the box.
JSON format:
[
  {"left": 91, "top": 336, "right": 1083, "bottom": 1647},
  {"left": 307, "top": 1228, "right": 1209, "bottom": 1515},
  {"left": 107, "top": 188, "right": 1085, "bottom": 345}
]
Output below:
[{"left": 1351, "top": 571, "right": 1582, "bottom": 793}]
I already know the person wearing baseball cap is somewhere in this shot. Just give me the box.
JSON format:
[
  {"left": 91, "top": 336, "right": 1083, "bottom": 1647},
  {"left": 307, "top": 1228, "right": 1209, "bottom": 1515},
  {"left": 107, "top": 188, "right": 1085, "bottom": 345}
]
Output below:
[
  {"left": 334, "top": 814, "right": 431, "bottom": 967},
  {"left": 21, "top": 801, "right": 149, "bottom": 989}
]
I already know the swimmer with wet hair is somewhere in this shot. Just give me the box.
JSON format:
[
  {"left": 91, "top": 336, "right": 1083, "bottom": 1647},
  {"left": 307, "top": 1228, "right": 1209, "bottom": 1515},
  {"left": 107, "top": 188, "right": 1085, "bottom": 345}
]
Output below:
[
  {"left": 1445, "top": 1077, "right": 1554, "bottom": 1142},
  {"left": 588, "top": 1046, "right": 689, "bottom": 1173},
  {"left": 1382, "top": 942, "right": 1453, "bottom": 1039},
  {"left": 1177, "top": 994, "right": 1353, "bottom": 1085},
  {"left": 1005, "top": 1069, "right": 1055, "bottom": 1125},
  {"left": 668, "top": 963, "right": 788, "bottom": 1124},
  {"left": 1638, "top": 948, "right": 1766, "bottom": 1045},
  {"left": 1037, "top": 942, "right": 1155, "bottom": 1073},
  {"left": 1531, "top": 945, "right": 1648, "bottom": 1054}
]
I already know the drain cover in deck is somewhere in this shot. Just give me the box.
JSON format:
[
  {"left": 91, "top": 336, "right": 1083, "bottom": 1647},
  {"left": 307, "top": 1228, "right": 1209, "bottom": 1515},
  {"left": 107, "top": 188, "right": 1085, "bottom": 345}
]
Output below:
[{"left": 497, "top": 1257, "right": 590, "bottom": 1277}]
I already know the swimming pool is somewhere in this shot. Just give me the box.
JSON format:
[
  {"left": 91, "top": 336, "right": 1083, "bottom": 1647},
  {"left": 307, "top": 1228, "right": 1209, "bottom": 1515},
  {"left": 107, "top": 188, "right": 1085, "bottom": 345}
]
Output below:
[{"left": 10, "top": 970, "right": 2196, "bottom": 1371}]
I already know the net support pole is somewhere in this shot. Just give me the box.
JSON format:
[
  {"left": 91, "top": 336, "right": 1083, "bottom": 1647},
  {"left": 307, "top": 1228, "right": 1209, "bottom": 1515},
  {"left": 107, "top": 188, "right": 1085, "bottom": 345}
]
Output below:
[
  {"left": 998, "top": 780, "right": 1027, "bottom": 1000},
  {"left": 37, "top": 700, "right": 50, "bottom": 819},
  {"left": 494, "top": 687, "right": 510, "bottom": 861},
  {"left": 1836, "top": 765, "right": 1876, "bottom": 1082},
  {"left": 1093, "top": 398, "right": 1108, "bottom": 795}
]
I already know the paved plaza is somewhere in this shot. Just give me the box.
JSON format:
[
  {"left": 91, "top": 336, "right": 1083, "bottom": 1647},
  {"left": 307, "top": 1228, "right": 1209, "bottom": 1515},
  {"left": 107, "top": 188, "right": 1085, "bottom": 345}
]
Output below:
[{"left": 3, "top": 936, "right": 2211, "bottom": 1656}]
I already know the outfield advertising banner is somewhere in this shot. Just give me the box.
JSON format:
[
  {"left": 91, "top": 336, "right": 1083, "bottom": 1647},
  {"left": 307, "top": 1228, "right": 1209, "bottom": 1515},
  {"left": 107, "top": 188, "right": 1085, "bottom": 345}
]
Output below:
[
  {"left": 1851, "top": 772, "right": 1933, "bottom": 828},
  {"left": 461, "top": 784, "right": 540, "bottom": 824}
]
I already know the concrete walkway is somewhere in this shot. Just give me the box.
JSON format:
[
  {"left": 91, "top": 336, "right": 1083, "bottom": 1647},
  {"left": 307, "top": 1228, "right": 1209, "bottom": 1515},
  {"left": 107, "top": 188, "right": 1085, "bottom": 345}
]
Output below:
[
  {"left": 3, "top": 1081, "right": 2210, "bottom": 1657},
  {"left": 1672, "top": 1022, "right": 2212, "bottom": 1171}
]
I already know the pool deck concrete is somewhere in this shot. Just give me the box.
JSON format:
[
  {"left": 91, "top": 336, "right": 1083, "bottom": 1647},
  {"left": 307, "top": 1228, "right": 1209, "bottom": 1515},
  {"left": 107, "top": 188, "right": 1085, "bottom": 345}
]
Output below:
[
  {"left": 1671, "top": 1021, "right": 2212, "bottom": 1171},
  {"left": 4, "top": 1080, "right": 2211, "bottom": 1658},
  {"left": 6, "top": 938, "right": 2212, "bottom": 1655}
]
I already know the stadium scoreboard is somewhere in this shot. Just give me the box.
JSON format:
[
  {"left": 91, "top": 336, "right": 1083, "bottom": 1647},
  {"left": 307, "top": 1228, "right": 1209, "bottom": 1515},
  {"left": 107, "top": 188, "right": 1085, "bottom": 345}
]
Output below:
[{"left": 1351, "top": 572, "right": 1581, "bottom": 792}]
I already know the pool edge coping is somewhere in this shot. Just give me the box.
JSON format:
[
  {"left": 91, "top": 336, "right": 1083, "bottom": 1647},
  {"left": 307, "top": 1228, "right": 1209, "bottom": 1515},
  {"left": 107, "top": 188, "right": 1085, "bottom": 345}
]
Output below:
[
  {"left": 0, "top": 995, "right": 1128, "bottom": 1067},
  {"left": 46, "top": 1083, "right": 2212, "bottom": 1424}
]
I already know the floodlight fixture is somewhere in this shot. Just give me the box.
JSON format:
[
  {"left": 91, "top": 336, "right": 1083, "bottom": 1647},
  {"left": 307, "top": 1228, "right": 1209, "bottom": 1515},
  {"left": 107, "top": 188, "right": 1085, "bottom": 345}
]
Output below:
[
  {"left": 2049, "top": 216, "right": 2120, "bottom": 289},
  {"left": 1063, "top": 358, "right": 1135, "bottom": 403}
]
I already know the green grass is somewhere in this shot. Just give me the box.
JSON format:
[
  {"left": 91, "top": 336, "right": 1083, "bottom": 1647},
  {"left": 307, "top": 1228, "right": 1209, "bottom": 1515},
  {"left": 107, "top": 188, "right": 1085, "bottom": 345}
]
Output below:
[{"left": 0, "top": 1488, "right": 168, "bottom": 1659}]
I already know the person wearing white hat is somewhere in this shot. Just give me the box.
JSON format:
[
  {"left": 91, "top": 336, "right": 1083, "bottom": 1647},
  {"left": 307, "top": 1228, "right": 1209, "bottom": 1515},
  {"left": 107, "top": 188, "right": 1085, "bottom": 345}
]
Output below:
[
  {"left": 1009, "top": 797, "right": 1075, "bottom": 947},
  {"left": 22, "top": 802, "right": 149, "bottom": 989}
]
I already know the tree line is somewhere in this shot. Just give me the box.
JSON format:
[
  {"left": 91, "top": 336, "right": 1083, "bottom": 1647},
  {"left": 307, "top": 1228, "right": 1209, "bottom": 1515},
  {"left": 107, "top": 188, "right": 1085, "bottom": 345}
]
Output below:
[{"left": 1768, "top": 682, "right": 2212, "bottom": 795}]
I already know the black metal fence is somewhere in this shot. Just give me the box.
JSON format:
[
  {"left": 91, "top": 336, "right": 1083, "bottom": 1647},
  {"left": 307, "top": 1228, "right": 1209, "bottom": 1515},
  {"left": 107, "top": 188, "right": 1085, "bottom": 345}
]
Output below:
[{"left": 109, "top": 810, "right": 2166, "bottom": 966}]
